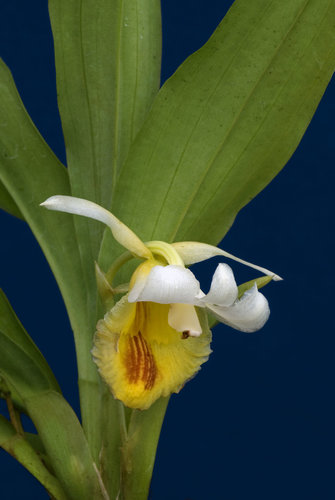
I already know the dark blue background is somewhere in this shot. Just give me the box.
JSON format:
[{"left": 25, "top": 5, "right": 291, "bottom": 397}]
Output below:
[{"left": 1, "top": 1, "right": 334, "bottom": 498}]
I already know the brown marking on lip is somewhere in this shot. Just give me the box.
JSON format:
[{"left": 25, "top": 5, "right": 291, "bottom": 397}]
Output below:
[
  {"left": 182, "top": 330, "right": 190, "bottom": 339},
  {"left": 133, "top": 335, "right": 142, "bottom": 383},
  {"left": 127, "top": 335, "right": 138, "bottom": 383},
  {"left": 125, "top": 332, "right": 157, "bottom": 390},
  {"left": 139, "top": 332, "right": 157, "bottom": 390},
  {"left": 138, "top": 332, "right": 148, "bottom": 382}
]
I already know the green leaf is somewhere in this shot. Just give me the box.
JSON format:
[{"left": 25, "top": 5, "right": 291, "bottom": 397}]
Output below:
[
  {"left": 0, "top": 415, "right": 67, "bottom": 500},
  {"left": 0, "top": 290, "right": 60, "bottom": 395},
  {"left": 0, "top": 59, "right": 88, "bottom": 337},
  {"left": 49, "top": 0, "right": 162, "bottom": 208},
  {"left": 25, "top": 391, "right": 108, "bottom": 500},
  {"left": 0, "top": 290, "right": 60, "bottom": 400},
  {"left": 48, "top": 1, "right": 162, "bottom": 464},
  {"left": 0, "top": 182, "right": 23, "bottom": 220},
  {"left": 0, "top": 58, "right": 99, "bottom": 455},
  {"left": 24, "top": 432, "right": 47, "bottom": 457},
  {"left": 48, "top": 0, "right": 162, "bottom": 282},
  {"left": 101, "top": 0, "right": 335, "bottom": 263},
  {"left": 0, "top": 330, "right": 51, "bottom": 398},
  {"left": 0, "top": 375, "right": 26, "bottom": 414}
]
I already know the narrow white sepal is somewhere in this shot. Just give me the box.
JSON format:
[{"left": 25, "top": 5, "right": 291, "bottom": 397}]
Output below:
[
  {"left": 207, "top": 285, "right": 270, "bottom": 333},
  {"left": 168, "top": 304, "right": 202, "bottom": 337},
  {"left": 172, "top": 242, "right": 282, "bottom": 281},
  {"left": 128, "top": 265, "right": 202, "bottom": 304},
  {"left": 200, "top": 263, "right": 238, "bottom": 307},
  {"left": 40, "top": 195, "right": 152, "bottom": 259}
]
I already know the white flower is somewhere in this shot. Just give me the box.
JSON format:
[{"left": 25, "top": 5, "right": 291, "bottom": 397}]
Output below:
[
  {"left": 128, "top": 262, "right": 270, "bottom": 335},
  {"left": 41, "top": 195, "right": 280, "bottom": 409}
]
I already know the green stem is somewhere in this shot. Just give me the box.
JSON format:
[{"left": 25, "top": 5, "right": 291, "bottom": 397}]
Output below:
[
  {"left": 117, "top": 401, "right": 128, "bottom": 445},
  {"left": 106, "top": 251, "right": 134, "bottom": 285},
  {"left": 78, "top": 377, "right": 103, "bottom": 464},
  {"left": 120, "top": 397, "right": 169, "bottom": 500},
  {"left": 4, "top": 387, "right": 24, "bottom": 436},
  {"left": 99, "top": 390, "right": 123, "bottom": 499}
]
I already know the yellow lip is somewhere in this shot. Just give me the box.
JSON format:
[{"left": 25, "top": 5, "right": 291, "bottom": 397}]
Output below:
[{"left": 92, "top": 294, "right": 211, "bottom": 410}]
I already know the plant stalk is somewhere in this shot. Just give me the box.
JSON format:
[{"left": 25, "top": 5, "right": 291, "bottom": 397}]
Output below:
[{"left": 120, "top": 397, "right": 169, "bottom": 500}]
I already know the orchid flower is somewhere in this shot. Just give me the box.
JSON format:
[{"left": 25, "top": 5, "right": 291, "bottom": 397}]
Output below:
[{"left": 41, "top": 195, "right": 282, "bottom": 410}]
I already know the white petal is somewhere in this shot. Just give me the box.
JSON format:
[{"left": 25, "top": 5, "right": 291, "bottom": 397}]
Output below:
[
  {"left": 40, "top": 195, "right": 152, "bottom": 259},
  {"left": 128, "top": 265, "right": 202, "bottom": 304},
  {"left": 207, "top": 285, "right": 270, "bottom": 333},
  {"left": 200, "top": 263, "right": 238, "bottom": 307},
  {"left": 168, "top": 304, "right": 202, "bottom": 337},
  {"left": 172, "top": 242, "right": 282, "bottom": 281}
]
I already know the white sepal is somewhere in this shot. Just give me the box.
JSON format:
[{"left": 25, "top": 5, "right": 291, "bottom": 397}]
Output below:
[
  {"left": 41, "top": 195, "right": 152, "bottom": 259},
  {"left": 200, "top": 263, "right": 238, "bottom": 307},
  {"left": 128, "top": 265, "right": 201, "bottom": 304},
  {"left": 207, "top": 285, "right": 270, "bottom": 333},
  {"left": 168, "top": 304, "right": 202, "bottom": 337},
  {"left": 172, "top": 241, "right": 282, "bottom": 281}
]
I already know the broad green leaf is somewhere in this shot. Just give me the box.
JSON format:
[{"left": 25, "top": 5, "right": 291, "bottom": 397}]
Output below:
[
  {"left": 24, "top": 432, "right": 47, "bottom": 457},
  {"left": 0, "top": 329, "right": 54, "bottom": 397},
  {"left": 0, "top": 290, "right": 60, "bottom": 395},
  {"left": 0, "top": 415, "right": 67, "bottom": 500},
  {"left": 49, "top": 0, "right": 162, "bottom": 207},
  {"left": 0, "top": 59, "right": 87, "bottom": 331},
  {"left": 100, "top": 0, "right": 335, "bottom": 268},
  {"left": 25, "top": 391, "right": 107, "bottom": 500},
  {"left": 0, "top": 183, "right": 23, "bottom": 220},
  {"left": 0, "top": 58, "right": 99, "bottom": 446},
  {"left": 48, "top": 0, "right": 162, "bottom": 270},
  {"left": 48, "top": 1, "right": 162, "bottom": 463}
]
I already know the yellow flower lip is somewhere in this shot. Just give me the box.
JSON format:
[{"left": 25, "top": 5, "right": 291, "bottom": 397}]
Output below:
[{"left": 92, "top": 297, "right": 211, "bottom": 410}]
